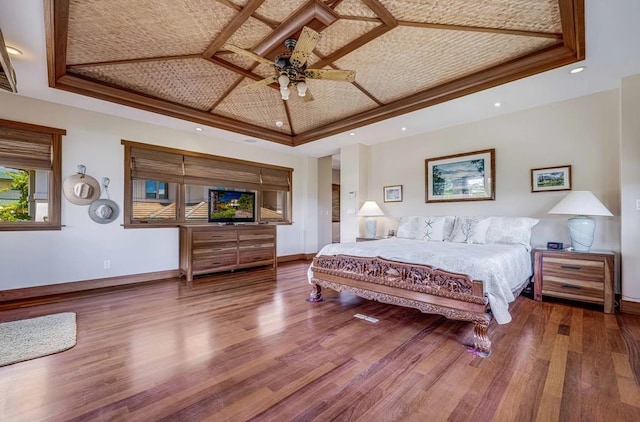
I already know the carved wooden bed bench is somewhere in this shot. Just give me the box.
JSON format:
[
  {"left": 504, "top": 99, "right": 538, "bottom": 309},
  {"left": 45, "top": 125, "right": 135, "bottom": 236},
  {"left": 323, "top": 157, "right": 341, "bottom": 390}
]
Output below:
[{"left": 308, "top": 254, "right": 492, "bottom": 356}]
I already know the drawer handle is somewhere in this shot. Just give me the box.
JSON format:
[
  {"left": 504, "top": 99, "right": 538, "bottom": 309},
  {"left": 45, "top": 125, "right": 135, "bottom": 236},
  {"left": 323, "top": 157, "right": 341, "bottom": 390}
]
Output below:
[
  {"left": 561, "top": 284, "right": 581, "bottom": 289},
  {"left": 561, "top": 265, "right": 582, "bottom": 270}
]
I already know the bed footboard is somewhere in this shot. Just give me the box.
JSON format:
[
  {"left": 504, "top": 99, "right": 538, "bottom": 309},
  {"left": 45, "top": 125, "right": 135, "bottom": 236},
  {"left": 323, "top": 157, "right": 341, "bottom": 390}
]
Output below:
[{"left": 309, "top": 254, "right": 492, "bottom": 356}]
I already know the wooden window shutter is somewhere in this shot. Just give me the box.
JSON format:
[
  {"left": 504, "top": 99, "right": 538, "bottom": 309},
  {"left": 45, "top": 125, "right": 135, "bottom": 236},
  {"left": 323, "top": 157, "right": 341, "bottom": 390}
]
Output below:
[
  {"left": 183, "top": 155, "right": 261, "bottom": 189},
  {"left": 130, "top": 147, "right": 184, "bottom": 183},
  {"left": 0, "top": 127, "right": 53, "bottom": 170}
]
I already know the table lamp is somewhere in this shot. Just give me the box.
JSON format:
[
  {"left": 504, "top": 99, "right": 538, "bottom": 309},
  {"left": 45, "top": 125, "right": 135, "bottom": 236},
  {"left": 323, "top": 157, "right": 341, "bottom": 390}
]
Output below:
[
  {"left": 547, "top": 190, "right": 613, "bottom": 252},
  {"left": 357, "top": 200, "right": 384, "bottom": 238}
]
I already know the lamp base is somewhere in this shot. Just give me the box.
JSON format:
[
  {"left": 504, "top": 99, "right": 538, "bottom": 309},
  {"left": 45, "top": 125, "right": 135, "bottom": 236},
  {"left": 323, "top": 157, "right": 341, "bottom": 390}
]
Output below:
[
  {"left": 364, "top": 218, "right": 377, "bottom": 238},
  {"left": 567, "top": 215, "right": 595, "bottom": 252}
]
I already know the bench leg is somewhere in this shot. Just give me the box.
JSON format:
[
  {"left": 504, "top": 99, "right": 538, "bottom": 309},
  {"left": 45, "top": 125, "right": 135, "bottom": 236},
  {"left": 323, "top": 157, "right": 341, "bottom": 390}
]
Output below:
[
  {"left": 471, "top": 322, "right": 491, "bottom": 357},
  {"left": 306, "top": 284, "right": 323, "bottom": 302}
]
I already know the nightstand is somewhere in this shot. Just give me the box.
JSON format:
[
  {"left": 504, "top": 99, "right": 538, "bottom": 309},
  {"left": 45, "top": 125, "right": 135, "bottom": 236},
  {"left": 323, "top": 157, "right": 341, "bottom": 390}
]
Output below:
[{"left": 533, "top": 248, "right": 615, "bottom": 313}]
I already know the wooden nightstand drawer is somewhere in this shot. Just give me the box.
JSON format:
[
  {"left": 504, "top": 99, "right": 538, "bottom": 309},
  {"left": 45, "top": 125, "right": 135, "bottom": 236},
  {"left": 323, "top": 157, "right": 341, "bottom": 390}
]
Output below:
[
  {"left": 541, "top": 257, "right": 605, "bottom": 283},
  {"left": 534, "top": 249, "right": 615, "bottom": 313}
]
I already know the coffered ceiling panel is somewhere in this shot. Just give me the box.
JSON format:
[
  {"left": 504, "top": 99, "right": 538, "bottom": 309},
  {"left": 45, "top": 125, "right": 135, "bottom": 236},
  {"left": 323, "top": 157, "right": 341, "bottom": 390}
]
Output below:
[{"left": 46, "top": 0, "right": 584, "bottom": 146}]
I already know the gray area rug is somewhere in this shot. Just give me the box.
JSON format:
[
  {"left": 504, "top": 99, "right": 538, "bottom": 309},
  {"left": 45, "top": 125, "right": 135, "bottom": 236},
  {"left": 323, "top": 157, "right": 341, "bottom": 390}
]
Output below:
[{"left": 0, "top": 312, "right": 77, "bottom": 366}]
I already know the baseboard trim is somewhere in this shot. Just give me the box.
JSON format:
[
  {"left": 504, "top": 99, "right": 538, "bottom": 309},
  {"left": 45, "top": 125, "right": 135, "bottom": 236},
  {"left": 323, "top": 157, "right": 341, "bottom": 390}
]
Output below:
[
  {"left": 620, "top": 299, "right": 640, "bottom": 315},
  {"left": 0, "top": 270, "right": 181, "bottom": 302},
  {"left": 277, "top": 253, "right": 315, "bottom": 263}
]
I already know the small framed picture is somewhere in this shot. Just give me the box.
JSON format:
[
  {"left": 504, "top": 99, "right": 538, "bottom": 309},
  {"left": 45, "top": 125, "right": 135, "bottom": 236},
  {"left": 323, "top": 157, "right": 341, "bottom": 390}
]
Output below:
[
  {"left": 531, "top": 165, "right": 572, "bottom": 192},
  {"left": 383, "top": 185, "right": 403, "bottom": 202}
]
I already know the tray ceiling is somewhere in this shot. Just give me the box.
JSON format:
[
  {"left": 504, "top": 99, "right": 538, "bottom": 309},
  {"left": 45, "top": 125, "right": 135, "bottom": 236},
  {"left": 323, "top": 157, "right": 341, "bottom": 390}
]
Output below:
[{"left": 45, "top": 0, "right": 584, "bottom": 147}]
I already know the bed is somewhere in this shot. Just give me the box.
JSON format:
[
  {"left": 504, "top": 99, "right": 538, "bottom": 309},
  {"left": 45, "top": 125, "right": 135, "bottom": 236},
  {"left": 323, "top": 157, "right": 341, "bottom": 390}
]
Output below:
[{"left": 307, "top": 216, "right": 539, "bottom": 357}]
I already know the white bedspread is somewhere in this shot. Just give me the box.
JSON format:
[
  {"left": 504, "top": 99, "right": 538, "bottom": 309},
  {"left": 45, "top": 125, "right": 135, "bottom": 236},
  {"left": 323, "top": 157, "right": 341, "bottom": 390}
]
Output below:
[{"left": 310, "top": 238, "right": 533, "bottom": 324}]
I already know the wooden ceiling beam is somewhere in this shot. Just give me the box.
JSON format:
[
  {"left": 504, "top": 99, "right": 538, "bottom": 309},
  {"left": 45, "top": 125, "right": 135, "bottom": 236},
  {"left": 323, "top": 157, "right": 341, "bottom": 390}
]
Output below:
[
  {"left": 253, "top": 0, "right": 340, "bottom": 58},
  {"left": 398, "top": 21, "right": 563, "bottom": 39},
  {"left": 67, "top": 54, "right": 202, "bottom": 69},
  {"left": 44, "top": 0, "right": 70, "bottom": 86},
  {"left": 202, "top": 0, "right": 266, "bottom": 58},
  {"left": 558, "top": 0, "right": 585, "bottom": 58},
  {"left": 214, "top": 0, "right": 279, "bottom": 28}
]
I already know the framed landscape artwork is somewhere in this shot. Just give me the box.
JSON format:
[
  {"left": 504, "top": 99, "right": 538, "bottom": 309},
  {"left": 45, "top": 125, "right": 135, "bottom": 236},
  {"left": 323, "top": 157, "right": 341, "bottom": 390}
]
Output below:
[
  {"left": 383, "top": 185, "right": 403, "bottom": 202},
  {"left": 425, "top": 148, "right": 495, "bottom": 203},
  {"left": 531, "top": 165, "right": 572, "bottom": 192}
]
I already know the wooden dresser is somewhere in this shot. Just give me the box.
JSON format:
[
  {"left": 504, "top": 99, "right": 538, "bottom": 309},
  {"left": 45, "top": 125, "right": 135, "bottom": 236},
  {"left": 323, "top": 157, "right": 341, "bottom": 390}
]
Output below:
[
  {"left": 179, "top": 224, "right": 276, "bottom": 285},
  {"left": 533, "top": 248, "right": 615, "bottom": 313}
]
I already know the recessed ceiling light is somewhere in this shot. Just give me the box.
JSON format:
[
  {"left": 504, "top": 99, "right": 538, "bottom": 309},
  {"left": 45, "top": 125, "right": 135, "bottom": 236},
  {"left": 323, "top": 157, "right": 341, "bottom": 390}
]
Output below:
[
  {"left": 401, "top": 127, "right": 407, "bottom": 131},
  {"left": 6, "top": 46, "right": 23, "bottom": 56},
  {"left": 244, "top": 139, "right": 258, "bottom": 143},
  {"left": 349, "top": 132, "right": 356, "bottom": 136},
  {"left": 275, "top": 120, "right": 283, "bottom": 127},
  {"left": 195, "top": 127, "right": 203, "bottom": 131},
  {"left": 494, "top": 102, "right": 501, "bottom": 107},
  {"left": 570, "top": 66, "right": 586, "bottom": 74}
]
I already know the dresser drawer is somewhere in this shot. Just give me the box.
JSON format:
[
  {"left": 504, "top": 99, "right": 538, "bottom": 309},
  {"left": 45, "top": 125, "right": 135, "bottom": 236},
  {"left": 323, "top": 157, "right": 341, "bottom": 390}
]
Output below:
[
  {"left": 541, "top": 278, "right": 604, "bottom": 304},
  {"left": 239, "top": 247, "right": 274, "bottom": 265},
  {"left": 193, "top": 252, "right": 238, "bottom": 270},
  {"left": 193, "top": 230, "right": 237, "bottom": 244}
]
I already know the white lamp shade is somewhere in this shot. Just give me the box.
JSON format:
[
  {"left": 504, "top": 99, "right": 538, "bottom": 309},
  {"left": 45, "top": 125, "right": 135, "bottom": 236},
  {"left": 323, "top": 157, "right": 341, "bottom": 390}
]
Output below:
[
  {"left": 547, "top": 191, "right": 613, "bottom": 216},
  {"left": 548, "top": 191, "right": 612, "bottom": 252},
  {"left": 357, "top": 200, "right": 384, "bottom": 217}
]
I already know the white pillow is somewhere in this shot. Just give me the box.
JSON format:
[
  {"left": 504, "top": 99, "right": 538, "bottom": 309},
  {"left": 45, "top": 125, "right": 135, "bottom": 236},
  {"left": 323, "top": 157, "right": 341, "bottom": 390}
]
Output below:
[
  {"left": 449, "top": 216, "right": 493, "bottom": 244},
  {"left": 396, "top": 216, "right": 421, "bottom": 238},
  {"left": 486, "top": 216, "right": 540, "bottom": 249},
  {"left": 418, "top": 216, "right": 448, "bottom": 241}
]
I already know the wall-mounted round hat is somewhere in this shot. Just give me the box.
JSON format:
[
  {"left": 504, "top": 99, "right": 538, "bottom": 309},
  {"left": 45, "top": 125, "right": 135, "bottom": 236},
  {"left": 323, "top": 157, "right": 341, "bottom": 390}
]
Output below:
[
  {"left": 63, "top": 173, "right": 101, "bottom": 205},
  {"left": 88, "top": 198, "right": 119, "bottom": 224}
]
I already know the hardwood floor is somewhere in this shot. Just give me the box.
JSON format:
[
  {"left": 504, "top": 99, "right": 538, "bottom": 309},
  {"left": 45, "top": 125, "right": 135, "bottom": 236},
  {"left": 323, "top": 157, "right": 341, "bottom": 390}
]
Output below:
[{"left": 1, "top": 261, "right": 639, "bottom": 421}]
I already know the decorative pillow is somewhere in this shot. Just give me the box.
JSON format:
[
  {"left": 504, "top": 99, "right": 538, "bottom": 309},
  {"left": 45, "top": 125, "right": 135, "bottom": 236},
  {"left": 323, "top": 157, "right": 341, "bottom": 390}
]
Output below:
[
  {"left": 418, "top": 216, "right": 448, "bottom": 241},
  {"left": 396, "top": 216, "right": 421, "bottom": 239},
  {"left": 442, "top": 216, "right": 456, "bottom": 240},
  {"left": 486, "top": 216, "right": 540, "bottom": 249},
  {"left": 448, "top": 216, "right": 493, "bottom": 244}
]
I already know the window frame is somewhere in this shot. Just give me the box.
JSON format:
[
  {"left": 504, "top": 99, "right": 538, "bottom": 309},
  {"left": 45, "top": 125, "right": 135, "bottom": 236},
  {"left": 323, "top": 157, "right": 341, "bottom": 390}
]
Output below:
[
  {"left": 122, "top": 140, "right": 293, "bottom": 228},
  {"left": 0, "top": 118, "right": 64, "bottom": 231}
]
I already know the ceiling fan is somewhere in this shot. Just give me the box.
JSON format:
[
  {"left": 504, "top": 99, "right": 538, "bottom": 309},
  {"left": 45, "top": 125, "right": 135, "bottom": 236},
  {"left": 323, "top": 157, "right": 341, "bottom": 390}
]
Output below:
[{"left": 224, "top": 26, "right": 356, "bottom": 102}]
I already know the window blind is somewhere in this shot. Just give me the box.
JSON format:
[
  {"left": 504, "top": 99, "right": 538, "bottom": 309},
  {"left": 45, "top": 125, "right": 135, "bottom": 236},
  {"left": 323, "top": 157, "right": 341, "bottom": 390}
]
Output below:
[
  {"left": 130, "top": 147, "right": 184, "bottom": 183},
  {"left": 0, "top": 127, "right": 53, "bottom": 170}
]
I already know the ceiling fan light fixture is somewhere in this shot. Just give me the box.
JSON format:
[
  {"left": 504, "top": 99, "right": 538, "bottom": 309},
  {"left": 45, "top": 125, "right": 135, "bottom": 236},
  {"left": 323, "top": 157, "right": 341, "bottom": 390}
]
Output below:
[
  {"left": 280, "top": 86, "right": 290, "bottom": 100},
  {"left": 278, "top": 74, "right": 289, "bottom": 88},
  {"left": 296, "top": 82, "right": 307, "bottom": 97}
]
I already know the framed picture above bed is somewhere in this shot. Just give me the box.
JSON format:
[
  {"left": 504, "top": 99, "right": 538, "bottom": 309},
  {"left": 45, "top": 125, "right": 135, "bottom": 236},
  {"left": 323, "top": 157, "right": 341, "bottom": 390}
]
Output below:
[
  {"left": 425, "top": 148, "right": 495, "bottom": 203},
  {"left": 531, "top": 165, "right": 571, "bottom": 192}
]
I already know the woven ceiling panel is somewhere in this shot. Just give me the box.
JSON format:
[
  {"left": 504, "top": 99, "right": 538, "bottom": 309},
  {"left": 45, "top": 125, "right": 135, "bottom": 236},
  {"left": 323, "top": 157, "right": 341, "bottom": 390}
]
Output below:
[
  {"left": 214, "top": 79, "right": 292, "bottom": 134},
  {"left": 315, "top": 19, "right": 381, "bottom": 57},
  {"left": 378, "top": 0, "right": 561, "bottom": 33},
  {"left": 226, "top": 17, "right": 274, "bottom": 50},
  {"left": 66, "top": 0, "right": 236, "bottom": 65},
  {"left": 286, "top": 80, "right": 378, "bottom": 134},
  {"left": 69, "top": 58, "right": 239, "bottom": 111},
  {"left": 335, "top": 0, "right": 378, "bottom": 18},
  {"left": 256, "top": 0, "right": 309, "bottom": 22},
  {"left": 335, "top": 26, "right": 558, "bottom": 104}
]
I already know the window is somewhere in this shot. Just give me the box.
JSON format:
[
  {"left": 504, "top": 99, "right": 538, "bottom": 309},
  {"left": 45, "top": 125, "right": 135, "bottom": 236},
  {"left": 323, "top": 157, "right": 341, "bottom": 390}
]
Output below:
[
  {"left": 122, "top": 140, "right": 293, "bottom": 227},
  {"left": 144, "top": 181, "right": 169, "bottom": 199},
  {"left": 0, "top": 119, "right": 65, "bottom": 231}
]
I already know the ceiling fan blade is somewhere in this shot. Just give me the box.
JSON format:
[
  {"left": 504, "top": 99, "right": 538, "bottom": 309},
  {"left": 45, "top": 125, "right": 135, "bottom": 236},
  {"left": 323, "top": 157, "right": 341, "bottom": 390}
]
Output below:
[
  {"left": 301, "top": 88, "right": 314, "bottom": 103},
  {"left": 290, "top": 26, "right": 320, "bottom": 68},
  {"left": 224, "top": 43, "right": 274, "bottom": 67},
  {"left": 304, "top": 69, "right": 356, "bottom": 82},
  {"left": 244, "top": 76, "right": 278, "bottom": 91}
]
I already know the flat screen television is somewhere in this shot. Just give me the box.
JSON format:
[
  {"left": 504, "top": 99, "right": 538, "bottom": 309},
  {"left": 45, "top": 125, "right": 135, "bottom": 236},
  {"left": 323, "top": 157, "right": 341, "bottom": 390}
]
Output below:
[{"left": 208, "top": 189, "right": 256, "bottom": 223}]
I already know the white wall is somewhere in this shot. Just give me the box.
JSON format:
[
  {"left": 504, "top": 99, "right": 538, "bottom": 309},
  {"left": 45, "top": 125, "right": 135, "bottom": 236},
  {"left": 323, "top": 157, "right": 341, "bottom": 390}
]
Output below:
[
  {"left": 0, "top": 94, "right": 313, "bottom": 289},
  {"left": 620, "top": 74, "right": 640, "bottom": 302},
  {"left": 367, "top": 90, "right": 621, "bottom": 253},
  {"left": 317, "top": 156, "right": 332, "bottom": 250}
]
